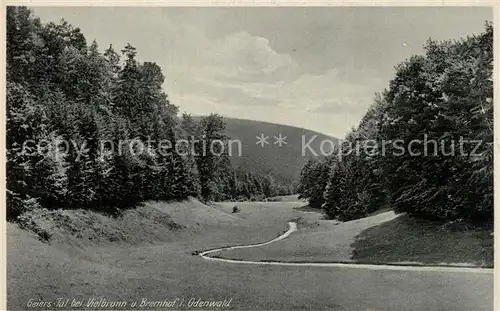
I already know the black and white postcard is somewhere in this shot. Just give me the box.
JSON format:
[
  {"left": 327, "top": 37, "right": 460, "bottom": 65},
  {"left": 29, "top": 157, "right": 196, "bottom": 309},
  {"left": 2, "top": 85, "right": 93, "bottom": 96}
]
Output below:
[{"left": 4, "top": 3, "right": 496, "bottom": 310}]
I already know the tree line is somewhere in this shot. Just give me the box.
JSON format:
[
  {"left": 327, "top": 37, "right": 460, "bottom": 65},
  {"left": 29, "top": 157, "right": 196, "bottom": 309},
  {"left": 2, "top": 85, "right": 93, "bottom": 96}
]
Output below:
[
  {"left": 6, "top": 7, "right": 291, "bottom": 221},
  {"left": 298, "top": 24, "right": 493, "bottom": 224}
]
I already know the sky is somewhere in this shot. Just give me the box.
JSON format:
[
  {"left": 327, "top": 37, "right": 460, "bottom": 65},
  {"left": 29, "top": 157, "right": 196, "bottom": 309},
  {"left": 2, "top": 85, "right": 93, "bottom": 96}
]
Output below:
[{"left": 32, "top": 7, "right": 492, "bottom": 137}]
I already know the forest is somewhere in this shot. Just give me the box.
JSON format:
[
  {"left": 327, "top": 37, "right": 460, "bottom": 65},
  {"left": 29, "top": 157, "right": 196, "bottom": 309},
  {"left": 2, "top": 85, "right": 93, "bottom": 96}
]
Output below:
[{"left": 298, "top": 23, "right": 493, "bottom": 224}]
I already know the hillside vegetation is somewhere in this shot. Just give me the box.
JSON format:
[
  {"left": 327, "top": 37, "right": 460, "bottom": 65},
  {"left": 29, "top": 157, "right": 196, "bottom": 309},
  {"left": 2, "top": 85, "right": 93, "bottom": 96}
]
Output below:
[
  {"left": 298, "top": 23, "right": 493, "bottom": 224},
  {"left": 13, "top": 198, "right": 240, "bottom": 247}
]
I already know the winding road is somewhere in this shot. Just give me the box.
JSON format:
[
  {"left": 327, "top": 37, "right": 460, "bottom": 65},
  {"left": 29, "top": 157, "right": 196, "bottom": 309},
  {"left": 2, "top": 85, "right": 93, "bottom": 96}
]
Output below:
[{"left": 200, "top": 222, "right": 493, "bottom": 274}]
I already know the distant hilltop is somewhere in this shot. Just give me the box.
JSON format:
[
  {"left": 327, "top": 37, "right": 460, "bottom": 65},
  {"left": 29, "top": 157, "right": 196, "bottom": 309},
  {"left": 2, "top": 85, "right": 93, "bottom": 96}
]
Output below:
[{"left": 193, "top": 116, "right": 338, "bottom": 184}]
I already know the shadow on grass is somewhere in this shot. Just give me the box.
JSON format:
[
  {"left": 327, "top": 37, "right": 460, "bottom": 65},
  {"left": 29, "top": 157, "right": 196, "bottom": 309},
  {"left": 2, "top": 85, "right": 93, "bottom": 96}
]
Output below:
[
  {"left": 292, "top": 204, "right": 319, "bottom": 212},
  {"left": 351, "top": 214, "right": 493, "bottom": 268}
]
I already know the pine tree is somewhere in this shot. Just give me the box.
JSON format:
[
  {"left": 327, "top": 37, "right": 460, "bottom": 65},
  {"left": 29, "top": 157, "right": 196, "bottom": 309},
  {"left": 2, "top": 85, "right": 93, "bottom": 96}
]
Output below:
[{"left": 195, "top": 114, "right": 226, "bottom": 201}]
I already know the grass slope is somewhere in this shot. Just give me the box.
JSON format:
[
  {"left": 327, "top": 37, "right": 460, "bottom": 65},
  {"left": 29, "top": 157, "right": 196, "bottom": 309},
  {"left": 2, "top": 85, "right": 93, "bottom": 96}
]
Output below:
[
  {"left": 196, "top": 117, "right": 338, "bottom": 183},
  {"left": 213, "top": 208, "right": 493, "bottom": 268},
  {"left": 351, "top": 214, "right": 494, "bottom": 267},
  {"left": 15, "top": 198, "right": 243, "bottom": 247}
]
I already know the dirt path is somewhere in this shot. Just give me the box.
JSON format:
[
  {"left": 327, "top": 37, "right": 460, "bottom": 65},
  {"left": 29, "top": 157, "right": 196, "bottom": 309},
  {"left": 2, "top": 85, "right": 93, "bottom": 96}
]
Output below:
[{"left": 199, "top": 221, "right": 297, "bottom": 257}]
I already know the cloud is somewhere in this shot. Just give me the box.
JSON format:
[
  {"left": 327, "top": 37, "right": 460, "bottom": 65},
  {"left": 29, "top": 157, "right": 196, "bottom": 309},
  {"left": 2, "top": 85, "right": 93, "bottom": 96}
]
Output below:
[
  {"left": 206, "top": 32, "right": 296, "bottom": 78},
  {"left": 310, "top": 98, "right": 372, "bottom": 115},
  {"left": 230, "top": 69, "right": 377, "bottom": 112},
  {"left": 166, "top": 29, "right": 300, "bottom": 109}
]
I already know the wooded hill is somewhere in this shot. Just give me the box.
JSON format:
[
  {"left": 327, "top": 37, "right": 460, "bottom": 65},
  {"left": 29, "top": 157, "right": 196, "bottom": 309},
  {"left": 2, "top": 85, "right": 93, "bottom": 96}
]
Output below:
[{"left": 198, "top": 117, "right": 337, "bottom": 184}]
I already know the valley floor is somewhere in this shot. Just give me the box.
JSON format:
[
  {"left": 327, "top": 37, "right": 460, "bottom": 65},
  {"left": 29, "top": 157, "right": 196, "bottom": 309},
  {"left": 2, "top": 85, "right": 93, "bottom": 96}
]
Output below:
[{"left": 7, "top": 197, "right": 493, "bottom": 310}]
